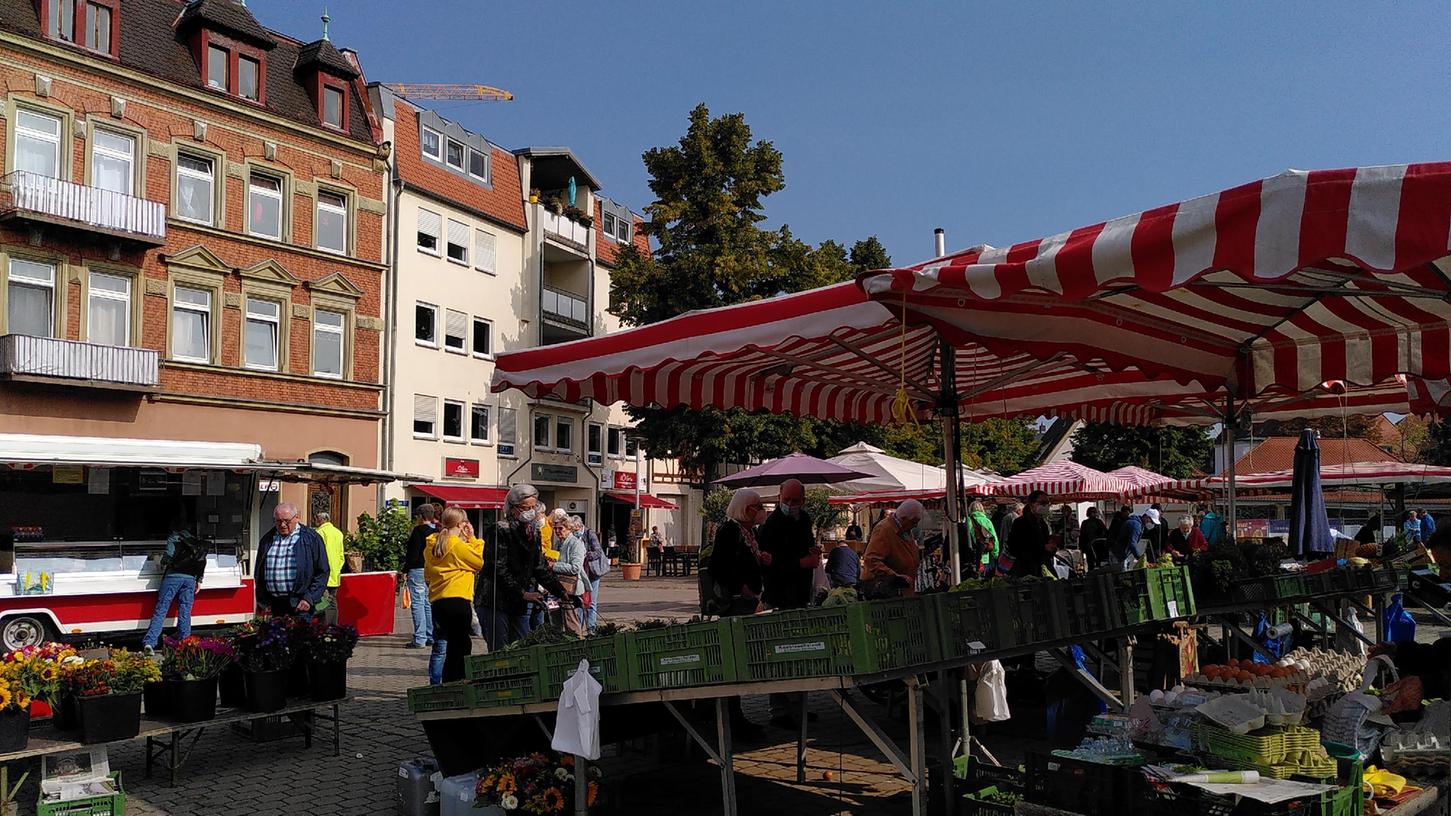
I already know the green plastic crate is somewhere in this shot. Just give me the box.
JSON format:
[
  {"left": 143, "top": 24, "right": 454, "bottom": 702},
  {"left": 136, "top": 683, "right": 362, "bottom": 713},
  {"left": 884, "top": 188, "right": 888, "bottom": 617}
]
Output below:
[
  {"left": 464, "top": 645, "right": 540, "bottom": 681},
  {"left": 468, "top": 673, "right": 543, "bottom": 708},
  {"left": 1147, "top": 567, "right": 1197, "bottom": 619},
  {"left": 848, "top": 596, "right": 938, "bottom": 674},
  {"left": 1371, "top": 566, "right": 1399, "bottom": 591},
  {"left": 627, "top": 619, "right": 735, "bottom": 689},
  {"left": 38, "top": 772, "right": 124, "bottom": 816},
  {"left": 963, "top": 785, "right": 1018, "bottom": 815},
  {"left": 1103, "top": 570, "right": 1154, "bottom": 628},
  {"left": 539, "top": 636, "right": 629, "bottom": 696},
  {"left": 1058, "top": 576, "right": 1113, "bottom": 637},
  {"left": 407, "top": 681, "right": 472, "bottom": 713},
  {"left": 991, "top": 582, "right": 1061, "bottom": 647},
  {"left": 1272, "top": 573, "right": 1309, "bottom": 602},
  {"left": 731, "top": 607, "right": 856, "bottom": 682},
  {"left": 930, "top": 590, "right": 998, "bottom": 659},
  {"left": 1302, "top": 570, "right": 1337, "bottom": 597}
]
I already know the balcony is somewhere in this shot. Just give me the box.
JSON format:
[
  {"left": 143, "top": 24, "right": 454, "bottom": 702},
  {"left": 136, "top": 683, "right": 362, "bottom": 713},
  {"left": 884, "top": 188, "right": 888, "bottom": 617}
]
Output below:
[
  {"left": 0, "top": 334, "right": 159, "bottom": 392},
  {"left": 1, "top": 172, "right": 166, "bottom": 246},
  {"left": 540, "top": 285, "right": 591, "bottom": 345},
  {"left": 540, "top": 209, "right": 590, "bottom": 250}
]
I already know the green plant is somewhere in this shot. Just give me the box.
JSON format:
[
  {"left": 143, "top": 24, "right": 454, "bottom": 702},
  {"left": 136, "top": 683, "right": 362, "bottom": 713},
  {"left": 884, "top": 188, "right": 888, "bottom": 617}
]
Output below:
[
  {"left": 804, "top": 487, "right": 845, "bottom": 536},
  {"left": 700, "top": 488, "right": 732, "bottom": 524},
  {"left": 346, "top": 505, "right": 413, "bottom": 573}
]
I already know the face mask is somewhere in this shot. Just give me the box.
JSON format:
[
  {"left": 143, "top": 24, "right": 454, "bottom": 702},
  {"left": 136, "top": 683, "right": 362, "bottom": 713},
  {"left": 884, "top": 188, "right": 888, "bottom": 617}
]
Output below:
[
  {"left": 782, "top": 505, "right": 801, "bottom": 519},
  {"left": 516, "top": 507, "right": 539, "bottom": 525}
]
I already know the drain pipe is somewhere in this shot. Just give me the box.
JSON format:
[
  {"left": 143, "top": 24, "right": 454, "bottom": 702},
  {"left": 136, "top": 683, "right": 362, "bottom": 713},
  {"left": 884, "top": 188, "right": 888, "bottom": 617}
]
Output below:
[{"left": 377, "top": 144, "right": 403, "bottom": 512}]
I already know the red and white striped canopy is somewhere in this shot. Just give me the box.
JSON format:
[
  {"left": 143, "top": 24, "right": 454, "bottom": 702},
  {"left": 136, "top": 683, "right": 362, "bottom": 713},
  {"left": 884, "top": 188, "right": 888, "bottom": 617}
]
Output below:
[
  {"left": 1129, "top": 461, "right": 1451, "bottom": 497},
  {"left": 861, "top": 163, "right": 1451, "bottom": 400},
  {"left": 1107, "top": 466, "right": 1175, "bottom": 490},
  {"left": 988, "top": 460, "right": 1132, "bottom": 500}
]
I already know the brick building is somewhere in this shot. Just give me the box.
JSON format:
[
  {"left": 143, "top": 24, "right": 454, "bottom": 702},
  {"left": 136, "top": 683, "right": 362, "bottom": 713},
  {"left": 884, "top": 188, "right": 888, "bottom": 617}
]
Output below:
[{"left": 0, "top": 0, "right": 388, "bottom": 547}]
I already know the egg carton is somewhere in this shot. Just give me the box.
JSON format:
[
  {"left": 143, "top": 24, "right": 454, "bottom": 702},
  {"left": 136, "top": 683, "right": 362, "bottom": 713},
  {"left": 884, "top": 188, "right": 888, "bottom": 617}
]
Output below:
[{"left": 1193, "top": 722, "right": 1289, "bottom": 765}]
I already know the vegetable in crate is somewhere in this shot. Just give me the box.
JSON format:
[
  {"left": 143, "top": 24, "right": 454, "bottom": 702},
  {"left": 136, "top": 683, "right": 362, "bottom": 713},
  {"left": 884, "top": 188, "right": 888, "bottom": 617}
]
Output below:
[{"left": 821, "top": 587, "right": 861, "bottom": 607}]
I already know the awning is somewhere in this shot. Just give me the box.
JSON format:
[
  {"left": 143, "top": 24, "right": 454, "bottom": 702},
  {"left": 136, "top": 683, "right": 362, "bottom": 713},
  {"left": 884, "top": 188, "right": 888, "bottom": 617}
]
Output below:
[
  {"left": 603, "top": 491, "right": 679, "bottom": 510},
  {"left": 411, "top": 484, "right": 509, "bottom": 509},
  {"left": 257, "top": 461, "right": 432, "bottom": 486},
  {"left": 0, "top": 432, "right": 260, "bottom": 468},
  {"left": 988, "top": 460, "right": 1133, "bottom": 501},
  {"left": 1130, "top": 461, "right": 1451, "bottom": 497}
]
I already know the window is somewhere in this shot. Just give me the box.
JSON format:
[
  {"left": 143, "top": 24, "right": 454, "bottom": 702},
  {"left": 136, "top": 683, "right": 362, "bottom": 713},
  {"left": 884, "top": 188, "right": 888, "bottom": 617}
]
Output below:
[
  {"left": 420, "top": 126, "right": 441, "bottom": 161},
  {"left": 243, "top": 297, "right": 280, "bottom": 370},
  {"left": 175, "top": 154, "right": 215, "bottom": 225},
  {"left": 498, "top": 407, "right": 516, "bottom": 457},
  {"left": 555, "top": 418, "right": 573, "bottom": 453},
  {"left": 414, "top": 302, "right": 437, "bottom": 346},
  {"left": 470, "top": 404, "right": 491, "bottom": 444},
  {"left": 624, "top": 435, "right": 639, "bottom": 458},
  {"left": 468, "top": 147, "right": 488, "bottom": 181},
  {"left": 471, "top": 317, "right": 492, "bottom": 357},
  {"left": 607, "top": 427, "right": 622, "bottom": 458},
  {"left": 602, "top": 212, "right": 617, "bottom": 240},
  {"left": 587, "top": 423, "right": 603, "bottom": 466},
  {"left": 616, "top": 215, "right": 632, "bottom": 242},
  {"left": 7, "top": 259, "right": 55, "bottom": 337},
  {"left": 91, "top": 129, "right": 134, "bottom": 195},
  {"left": 442, "top": 400, "right": 464, "bottom": 441},
  {"left": 207, "top": 45, "right": 229, "bottom": 90},
  {"left": 248, "top": 173, "right": 283, "bottom": 240},
  {"left": 48, "top": 0, "right": 74, "bottom": 41},
  {"left": 83, "top": 2, "right": 112, "bottom": 54},
  {"left": 445, "top": 139, "right": 465, "bottom": 171},
  {"left": 474, "top": 229, "right": 496, "bottom": 273},
  {"left": 172, "top": 285, "right": 211, "bottom": 362},
  {"left": 533, "top": 414, "right": 551, "bottom": 449},
  {"left": 413, "top": 394, "right": 436, "bottom": 438},
  {"left": 239, "top": 56, "right": 260, "bottom": 102},
  {"left": 446, "top": 219, "right": 469, "bottom": 264},
  {"left": 315, "top": 191, "right": 347, "bottom": 254},
  {"left": 322, "top": 86, "right": 345, "bottom": 129},
  {"left": 443, "top": 309, "right": 467, "bottom": 353},
  {"left": 416, "top": 208, "right": 441, "bottom": 254},
  {"left": 313, "top": 309, "right": 344, "bottom": 378},
  {"left": 15, "top": 110, "right": 61, "bottom": 178},
  {"left": 88, "top": 271, "right": 130, "bottom": 346}
]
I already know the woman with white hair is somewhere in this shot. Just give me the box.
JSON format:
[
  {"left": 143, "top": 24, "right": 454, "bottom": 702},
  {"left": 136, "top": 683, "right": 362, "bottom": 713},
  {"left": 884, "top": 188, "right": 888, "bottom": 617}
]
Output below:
[
  {"left": 860, "top": 499, "right": 925, "bottom": 598},
  {"left": 549, "top": 515, "right": 588, "bottom": 635},
  {"left": 702, "top": 488, "right": 773, "bottom": 617}
]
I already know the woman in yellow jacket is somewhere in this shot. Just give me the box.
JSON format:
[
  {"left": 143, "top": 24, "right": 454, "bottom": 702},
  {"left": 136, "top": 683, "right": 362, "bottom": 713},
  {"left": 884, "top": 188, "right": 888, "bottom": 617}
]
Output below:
[{"left": 424, "top": 507, "right": 484, "bottom": 682}]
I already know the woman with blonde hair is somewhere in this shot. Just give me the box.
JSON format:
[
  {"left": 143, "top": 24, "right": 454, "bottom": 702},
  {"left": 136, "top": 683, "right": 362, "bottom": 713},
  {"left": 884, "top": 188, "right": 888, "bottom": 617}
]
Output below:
[{"left": 424, "top": 507, "right": 484, "bottom": 682}]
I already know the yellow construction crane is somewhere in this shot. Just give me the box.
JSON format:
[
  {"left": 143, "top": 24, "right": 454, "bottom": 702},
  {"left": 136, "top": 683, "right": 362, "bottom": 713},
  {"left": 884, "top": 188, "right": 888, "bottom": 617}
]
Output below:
[{"left": 383, "top": 83, "right": 514, "bottom": 102}]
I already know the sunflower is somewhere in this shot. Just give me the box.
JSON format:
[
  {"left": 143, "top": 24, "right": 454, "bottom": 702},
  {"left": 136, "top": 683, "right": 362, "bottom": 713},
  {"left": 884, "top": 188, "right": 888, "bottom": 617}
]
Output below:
[
  {"left": 15, "top": 693, "right": 29, "bottom": 710},
  {"left": 0, "top": 686, "right": 12, "bottom": 710},
  {"left": 542, "top": 787, "right": 565, "bottom": 813},
  {"left": 496, "top": 773, "right": 516, "bottom": 796},
  {"left": 39, "top": 664, "right": 58, "bottom": 682}
]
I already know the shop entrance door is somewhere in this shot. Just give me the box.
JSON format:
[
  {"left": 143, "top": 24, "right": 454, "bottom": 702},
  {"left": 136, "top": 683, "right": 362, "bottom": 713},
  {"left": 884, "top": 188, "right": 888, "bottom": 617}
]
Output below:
[{"left": 306, "top": 452, "right": 348, "bottom": 529}]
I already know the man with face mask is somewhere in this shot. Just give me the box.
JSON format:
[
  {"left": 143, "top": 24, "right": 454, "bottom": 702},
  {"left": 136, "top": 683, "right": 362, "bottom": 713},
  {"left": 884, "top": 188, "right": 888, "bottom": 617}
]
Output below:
[
  {"left": 758, "top": 479, "right": 821, "bottom": 612},
  {"left": 474, "top": 484, "right": 577, "bottom": 649},
  {"left": 1008, "top": 490, "right": 1053, "bottom": 577},
  {"left": 1112, "top": 507, "right": 1158, "bottom": 570}
]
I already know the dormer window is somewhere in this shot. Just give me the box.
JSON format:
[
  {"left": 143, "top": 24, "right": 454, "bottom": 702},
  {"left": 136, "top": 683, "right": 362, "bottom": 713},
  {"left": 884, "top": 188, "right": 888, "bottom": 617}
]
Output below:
[
  {"left": 207, "top": 44, "right": 228, "bottom": 89},
  {"left": 83, "top": 1, "right": 112, "bottom": 54},
  {"left": 200, "top": 33, "right": 267, "bottom": 104},
  {"left": 47, "top": 0, "right": 74, "bottom": 43},
  {"left": 43, "top": 0, "right": 119, "bottom": 56},
  {"left": 239, "top": 56, "right": 261, "bottom": 101},
  {"left": 322, "top": 86, "right": 344, "bottom": 129}
]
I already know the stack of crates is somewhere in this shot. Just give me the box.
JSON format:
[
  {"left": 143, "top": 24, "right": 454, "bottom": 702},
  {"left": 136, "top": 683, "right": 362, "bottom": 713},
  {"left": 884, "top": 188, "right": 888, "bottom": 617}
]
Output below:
[
  {"left": 1271, "top": 573, "right": 1310, "bottom": 603},
  {"left": 1146, "top": 566, "right": 1197, "bottom": 619},
  {"left": 462, "top": 647, "right": 544, "bottom": 709},
  {"left": 929, "top": 590, "right": 997, "bottom": 659},
  {"left": 626, "top": 618, "right": 736, "bottom": 689},
  {"left": 1058, "top": 575, "right": 1113, "bottom": 637},
  {"left": 1102, "top": 570, "right": 1155, "bottom": 628},
  {"left": 730, "top": 597, "right": 939, "bottom": 682},
  {"left": 991, "top": 582, "right": 1063, "bottom": 647}
]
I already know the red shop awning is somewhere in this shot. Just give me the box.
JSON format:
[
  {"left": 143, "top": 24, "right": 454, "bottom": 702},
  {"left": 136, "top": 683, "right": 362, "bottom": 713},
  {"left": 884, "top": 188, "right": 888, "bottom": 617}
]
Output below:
[
  {"left": 603, "top": 491, "right": 679, "bottom": 510},
  {"left": 412, "top": 484, "right": 509, "bottom": 509}
]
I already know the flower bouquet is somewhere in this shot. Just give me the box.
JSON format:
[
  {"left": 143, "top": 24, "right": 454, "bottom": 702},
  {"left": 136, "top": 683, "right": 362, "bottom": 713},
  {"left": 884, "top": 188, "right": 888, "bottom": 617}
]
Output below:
[
  {"left": 158, "top": 636, "right": 235, "bottom": 722},
  {"left": 0, "top": 670, "right": 35, "bottom": 752},
  {"left": 475, "top": 753, "right": 601, "bottom": 814},
  {"left": 232, "top": 617, "right": 294, "bottom": 713},
  {"left": 69, "top": 649, "right": 159, "bottom": 744},
  {"left": 296, "top": 621, "right": 358, "bottom": 702}
]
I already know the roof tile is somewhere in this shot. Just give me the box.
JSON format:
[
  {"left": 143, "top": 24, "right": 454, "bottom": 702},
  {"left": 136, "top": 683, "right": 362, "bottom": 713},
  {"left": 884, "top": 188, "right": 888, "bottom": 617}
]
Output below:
[
  {"left": 392, "top": 98, "right": 526, "bottom": 233},
  {"left": 1234, "top": 436, "right": 1401, "bottom": 475}
]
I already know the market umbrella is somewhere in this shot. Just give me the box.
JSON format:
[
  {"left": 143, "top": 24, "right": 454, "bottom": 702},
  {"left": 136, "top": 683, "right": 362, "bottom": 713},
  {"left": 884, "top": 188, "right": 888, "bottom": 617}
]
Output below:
[
  {"left": 1289, "top": 429, "right": 1335, "bottom": 556},
  {"left": 714, "top": 452, "right": 871, "bottom": 488}
]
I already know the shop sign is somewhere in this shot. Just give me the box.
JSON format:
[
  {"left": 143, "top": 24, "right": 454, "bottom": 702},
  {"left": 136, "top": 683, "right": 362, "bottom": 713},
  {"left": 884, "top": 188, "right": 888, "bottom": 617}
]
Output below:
[
  {"left": 612, "top": 471, "right": 638, "bottom": 491},
  {"left": 52, "top": 465, "right": 83, "bottom": 485},
  {"left": 443, "top": 457, "right": 480, "bottom": 479},
  {"left": 531, "top": 463, "right": 578, "bottom": 484}
]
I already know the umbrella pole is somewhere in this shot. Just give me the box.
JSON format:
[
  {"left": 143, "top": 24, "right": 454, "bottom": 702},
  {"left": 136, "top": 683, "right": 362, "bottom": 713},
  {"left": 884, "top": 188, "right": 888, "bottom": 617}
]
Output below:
[
  {"left": 1224, "top": 394, "right": 1238, "bottom": 540},
  {"left": 938, "top": 333, "right": 963, "bottom": 585}
]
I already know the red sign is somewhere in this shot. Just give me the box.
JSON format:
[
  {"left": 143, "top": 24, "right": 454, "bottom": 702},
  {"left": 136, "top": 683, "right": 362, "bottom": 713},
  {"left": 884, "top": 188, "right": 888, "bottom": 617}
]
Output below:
[
  {"left": 443, "top": 457, "right": 480, "bottom": 479},
  {"left": 612, "top": 470, "right": 638, "bottom": 491}
]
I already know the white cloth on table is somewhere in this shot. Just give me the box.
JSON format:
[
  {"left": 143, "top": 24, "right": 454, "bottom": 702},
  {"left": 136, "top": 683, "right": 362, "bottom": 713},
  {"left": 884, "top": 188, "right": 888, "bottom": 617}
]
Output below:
[{"left": 551, "top": 659, "right": 602, "bottom": 760}]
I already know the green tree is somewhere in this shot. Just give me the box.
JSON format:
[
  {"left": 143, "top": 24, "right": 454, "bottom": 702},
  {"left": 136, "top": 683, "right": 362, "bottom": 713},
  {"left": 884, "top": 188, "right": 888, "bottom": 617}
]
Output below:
[
  {"left": 1069, "top": 422, "right": 1214, "bottom": 479},
  {"left": 1420, "top": 419, "right": 1451, "bottom": 466},
  {"left": 1276, "top": 416, "right": 1381, "bottom": 443},
  {"left": 960, "top": 417, "right": 1041, "bottom": 475}
]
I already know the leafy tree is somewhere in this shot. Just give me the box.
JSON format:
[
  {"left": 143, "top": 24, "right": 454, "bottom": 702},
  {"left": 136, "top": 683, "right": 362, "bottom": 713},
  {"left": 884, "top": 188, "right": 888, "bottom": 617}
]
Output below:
[
  {"left": 1419, "top": 419, "right": 1451, "bottom": 466},
  {"left": 849, "top": 236, "right": 892, "bottom": 273},
  {"left": 700, "top": 487, "right": 733, "bottom": 524},
  {"left": 1392, "top": 415, "right": 1430, "bottom": 463},
  {"left": 804, "top": 487, "right": 846, "bottom": 538},
  {"left": 1276, "top": 416, "right": 1381, "bottom": 443},
  {"left": 1069, "top": 422, "right": 1214, "bottom": 479},
  {"left": 960, "top": 417, "right": 1041, "bottom": 475}
]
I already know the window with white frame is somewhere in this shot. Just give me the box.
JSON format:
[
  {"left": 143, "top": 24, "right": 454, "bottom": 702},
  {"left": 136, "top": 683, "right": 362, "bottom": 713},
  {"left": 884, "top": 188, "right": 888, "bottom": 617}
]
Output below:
[
  {"left": 442, "top": 400, "right": 464, "bottom": 441},
  {"left": 175, "top": 154, "right": 215, "bottom": 225},
  {"left": 420, "top": 126, "right": 442, "bottom": 161},
  {"left": 243, "top": 297, "right": 281, "bottom": 370},
  {"left": 533, "top": 414, "right": 551, "bottom": 449},
  {"left": 471, "top": 317, "right": 492, "bottom": 357},
  {"left": 322, "top": 87, "right": 345, "bottom": 129},
  {"left": 87, "top": 271, "right": 130, "bottom": 347},
  {"left": 445, "top": 138, "right": 465, "bottom": 171},
  {"left": 473, "top": 229, "right": 496, "bottom": 274},
  {"left": 7, "top": 259, "right": 55, "bottom": 337},
  {"left": 91, "top": 129, "right": 135, "bottom": 195},
  {"left": 248, "top": 173, "right": 283, "bottom": 240},
  {"left": 445, "top": 219, "right": 469, "bottom": 264},
  {"left": 470, "top": 404, "right": 490, "bottom": 444},
  {"left": 498, "top": 407, "right": 516, "bottom": 457},
  {"left": 15, "top": 110, "right": 61, "bottom": 178},
  {"left": 443, "top": 309, "right": 467, "bottom": 353},
  {"left": 607, "top": 427, "right": 622, "bottom": 458},
  {"left": 414, "top": 302, "right": 438, "bottom": 346},
  {"left": 602, "top": 211, "right": 617, "bottom": 241},
  {"left": 555, "top": 417, "right": 573, "bottom": 453},
  {"left": 315, "top": 191, "right": 348, "bottom": 254},
  {"left": 313, "top": 309, "right": 345, "bottom": 378},
  {"left": 587, "top": 423, "right": 603, "bottom": 466},
  {"left": 417, "top": 208, "right": 441, "bottom": 254},
  {"left": 171, "top": 285, "right": 211, "bottom": 362},
  {"left": 468, "top": 147, "right": 489, "bottom": 182},
  {"left": 413, "top": 394, "right": 437, "bottom": 438},
  {"left": 614, "top": 214, "right": 632, "bottom": 243}
]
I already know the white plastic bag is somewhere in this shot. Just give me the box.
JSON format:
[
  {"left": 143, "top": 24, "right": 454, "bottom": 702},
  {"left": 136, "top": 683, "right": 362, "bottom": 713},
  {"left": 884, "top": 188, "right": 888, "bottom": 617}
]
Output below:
[
  {"left": 551, "top": 659, "right": 602, "bottom": 760},
  {"left": 811, "top": 560, "right": 829, "bottom": 597},
  {"left": 975, "top": 659, "right": 1011, "bottom": 723}
]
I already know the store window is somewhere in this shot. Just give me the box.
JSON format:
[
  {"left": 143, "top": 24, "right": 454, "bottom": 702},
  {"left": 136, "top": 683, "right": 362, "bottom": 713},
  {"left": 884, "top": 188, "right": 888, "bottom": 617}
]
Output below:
[
  {"left": 7, "top": 259, "right": 55, "bottom": 337},
  {"left": 87, "top": 271, "right": 130, "bottom": 347}
]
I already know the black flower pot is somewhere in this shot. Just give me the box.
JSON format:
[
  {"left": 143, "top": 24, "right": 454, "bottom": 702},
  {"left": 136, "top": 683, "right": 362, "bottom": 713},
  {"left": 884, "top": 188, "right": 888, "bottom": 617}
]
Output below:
[
  {"left": 143, "top": 680, "right": 174, "bottom": 718},
  {"left": 52, "top": 693, "right": 78, "bottom": 730},
  {"left": 307, "top": 660, "right": 347, "bottom": 701},
  {"left": 76, "top": 692, "right": 142, "bottom": 744},
  {"left": 219, "top": 665, "right": 246, "bottom": 708},
  {"left": 171, "top": 677, "right": 219, "bottom": 723},
  {"left": 287, "top": 661, "right": 310, "bottom": 697},
  {"left": 244, "top": 669, "right": 288, "bottom": 713},
  {"left": 0, "top": 707, "right": 29, "bottom": 753}
]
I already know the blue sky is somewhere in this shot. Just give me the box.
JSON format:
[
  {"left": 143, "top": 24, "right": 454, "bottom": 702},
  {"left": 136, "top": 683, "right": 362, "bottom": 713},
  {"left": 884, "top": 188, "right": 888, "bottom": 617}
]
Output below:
[{"left": 259, "top": 2, "right": 1450, "bottom": 267}]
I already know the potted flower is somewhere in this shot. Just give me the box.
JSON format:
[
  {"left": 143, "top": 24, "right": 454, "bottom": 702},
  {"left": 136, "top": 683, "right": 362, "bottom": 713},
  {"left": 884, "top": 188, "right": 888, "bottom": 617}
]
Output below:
[
  {"left": 159, "top": 635, "right": 234, "bottom": 723},
  {"left": 528, "top": 188, "right": 541, "bottom": 204},
  {"left": 0, "top": 673, "right": 33, "bottom": 752},
  {"left": 475, "top": 753, "right": 601, "bottom": 814},
  {"left": 297, "top": 620, "right": 357, "bottom": 702},
  {"left": 69, "top": 649, "right": 159, "bottom": 744},
  {"left": 0, "top": 642, "right": 73, "bottom": 743},
  {"left": 233, "top": 617, "right": 293, "bottom": 713}
]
